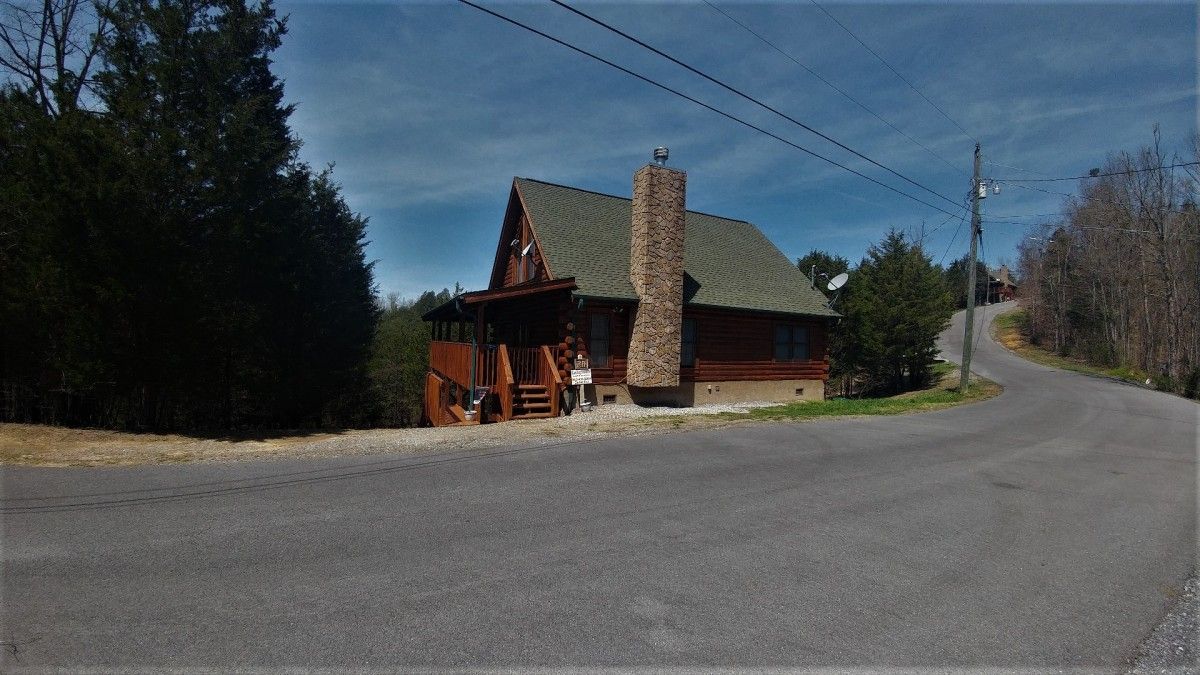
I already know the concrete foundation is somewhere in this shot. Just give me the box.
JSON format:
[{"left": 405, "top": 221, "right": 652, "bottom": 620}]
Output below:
[{"left": 581, "top": 380, "right": 824, "bottom": 408}]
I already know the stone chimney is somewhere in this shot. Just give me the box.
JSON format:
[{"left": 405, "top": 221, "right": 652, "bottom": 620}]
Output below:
[{"left": 627, "top": 149, "right": 686, "bottom": 388}]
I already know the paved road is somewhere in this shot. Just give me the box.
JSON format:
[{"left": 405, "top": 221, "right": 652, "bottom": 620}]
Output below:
[{"left": 2, "top": 305, "right": 1196, "bottom": 669}]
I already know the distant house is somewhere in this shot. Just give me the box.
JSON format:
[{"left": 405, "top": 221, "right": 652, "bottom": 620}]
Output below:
[
  {"left": 421, "top": 150, "right": 838, "bottom": 426},
  {"left": 989, "top": 265, "right": 1017, "bottom": 302}
]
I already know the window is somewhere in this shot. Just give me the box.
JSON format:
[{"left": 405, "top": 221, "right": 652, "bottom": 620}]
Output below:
[
  {"left": 681, "top": 318, "right": 697, "bottom": 367},
  {"left": 774, "top": 325, "right": 810, "bottom": 361},
  {"left": 589, "top": 313, "right": 611, "bottom": 367}
]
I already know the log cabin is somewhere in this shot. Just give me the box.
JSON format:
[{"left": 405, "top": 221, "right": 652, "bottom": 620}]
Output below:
[
  {"left": 421, "top": 149, "right": 838, "bottom": 426},
  {"left": 988, "top": 264, "right": 1017, "bottom": 302}
]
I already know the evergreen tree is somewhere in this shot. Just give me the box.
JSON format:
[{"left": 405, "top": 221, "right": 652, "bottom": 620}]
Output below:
[
  {"left": 1, "top": 0, "right": 379, "bottom": 430},
  {"left": 943, "top": 254, "right": 990, "bottom": 309},
  {"left": 840, "top": 230, "right": 954, "bottom": 393},
  {"left": 369, "top": 287, "right": 455, "bottom": 427},
  {"left": 796, "top": 249, "right": 850, "bottom": 298}
]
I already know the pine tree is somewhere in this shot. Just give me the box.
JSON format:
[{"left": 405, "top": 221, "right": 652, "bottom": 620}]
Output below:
[
  {"left": 840, "top": 230, "right": 954, "bottom": 393},
  {"left": 2, "top": 0, "right": 379, "bottom": 430}
]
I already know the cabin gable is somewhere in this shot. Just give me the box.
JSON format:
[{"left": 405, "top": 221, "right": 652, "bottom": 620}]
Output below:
[{"left": 488, "top": 182, "right": 553, "bottom": 290}]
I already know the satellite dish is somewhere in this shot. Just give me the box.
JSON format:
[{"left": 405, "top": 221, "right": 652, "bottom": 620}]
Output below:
[
  {"left": 826, "top": 272, "right": 849, "bottom": 291},
  {"left": 521, "top": 242, "right": 534, "bottom": 256}
]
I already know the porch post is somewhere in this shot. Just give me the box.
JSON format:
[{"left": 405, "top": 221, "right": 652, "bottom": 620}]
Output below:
[{"left": 468, "top": 303, "right": 485, "bottom": 418}]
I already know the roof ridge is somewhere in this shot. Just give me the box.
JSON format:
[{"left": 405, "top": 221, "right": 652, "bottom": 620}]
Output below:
[{"left": 514, "top": 176, "right": 752, "bottom": 224}]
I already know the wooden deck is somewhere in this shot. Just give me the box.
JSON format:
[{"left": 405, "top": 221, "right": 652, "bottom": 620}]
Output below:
[{"left": 423, "top": 341, "right": 561, "bottom": 427}]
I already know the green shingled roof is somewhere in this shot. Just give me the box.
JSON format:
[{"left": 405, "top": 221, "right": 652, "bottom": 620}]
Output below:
[{"left": 515, "top": 177, "right": 838, "bottom": 318}]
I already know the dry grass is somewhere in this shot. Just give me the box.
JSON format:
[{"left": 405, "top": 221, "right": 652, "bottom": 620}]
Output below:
[
  {"left": 0, "top": 424, "right": 347, "bottom": 467},
  {"left": 992, "top": 309, "right": 1150, "bottom": 384}
]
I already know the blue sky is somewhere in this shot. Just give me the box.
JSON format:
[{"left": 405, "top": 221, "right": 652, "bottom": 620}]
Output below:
[{"left": 272, "top": 1, "right": 1196, "bottom": 300}]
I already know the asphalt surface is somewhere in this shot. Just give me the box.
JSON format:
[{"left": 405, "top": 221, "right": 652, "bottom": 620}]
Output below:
[{"left": 2, "top": 305, "right": 1196, "bottom": 669}]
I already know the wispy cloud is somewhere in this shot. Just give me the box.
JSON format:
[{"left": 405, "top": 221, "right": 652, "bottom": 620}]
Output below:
[{"left": 273, "top": 1, "right": 1196, "bottom": 297}]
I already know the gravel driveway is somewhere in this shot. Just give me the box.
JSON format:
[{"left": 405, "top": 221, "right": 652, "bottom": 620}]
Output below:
[{"left": 0, "top": 401, "right": 778, "bottom": 466}]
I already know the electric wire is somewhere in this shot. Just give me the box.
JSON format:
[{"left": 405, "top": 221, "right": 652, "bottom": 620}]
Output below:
[
  {"left": 1017, "top": 223, "right": 1200, "bottom": 240},
  {"left": 547, "top": 0, "right": 963, "bottom": 210},
  {"left": 995, "top": 182, "right": 1193, "bottom": 217},
  {"left": 920, "top": 205, "right": 963, "bottom": 244},
  {"left": 807, "top": 0, "right": 978, "bottom": 145},
  {"left": 702, "top": 0, "right": 968, "bottom": 177},
  {"left": 984, "top": 160, "right": 1050, "bottom": 177},
  {"left": 992, "top": 162, "right": 1200, "bottom": 182},
  {"left": 454, "top": 0, "right": 963, "bottom": 218},
  {"left": 938, "top": 200, "right": 971, "bottom": 266}
]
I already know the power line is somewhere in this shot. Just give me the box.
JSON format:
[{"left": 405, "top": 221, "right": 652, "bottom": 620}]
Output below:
[
  {"left": 1005, "top": 182, "right": 1075, "bottom": 198},
  {"left": 984, "top": 160, "right": 1050, "bottom": 177},
  {"left": 991, "top": 182, "right": 1194, "bottom": 217},
  {"left": 1014, "top": 222, "right": 1200, "bottom": 240},
  {"left": 702, "top": 0, "right": 968, "bottom": 177},
  {"left": 939, "top": 200, "right": 970, "bottom": 266},
  {"left": 993, "top": 162, "right": 1200, "bottom": 182},
  {"left": 922, "top": 201, "right": 965, "bottom": 241},
  {"left": 986, "top": 212, "right": 1065, "bottom": 220},
  {"left": 807, "top": 0, "right": 978, "bottom": 145},
  {"left": 547, "top": 0, "right": 963, "bottom": 210},
  {"left": 454, "top": 0, "right": 963, "bottom": 218}
]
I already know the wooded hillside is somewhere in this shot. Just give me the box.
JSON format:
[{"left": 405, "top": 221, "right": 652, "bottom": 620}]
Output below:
[
  {"left": 1, "top": 0, "right": 379, "bottom": 429},
  {"left": 1016, "top": 130, "right": 1199, "bottom": 397}
]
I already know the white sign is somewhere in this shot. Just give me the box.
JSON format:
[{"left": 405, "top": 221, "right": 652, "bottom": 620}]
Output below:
[{"left": 569, "top": 369, "right": 592, "bottom": 385}]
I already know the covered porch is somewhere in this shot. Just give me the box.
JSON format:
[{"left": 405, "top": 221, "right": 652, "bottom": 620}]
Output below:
[{"left": 421, "top": 278, "right": 576, "bottom": 426}]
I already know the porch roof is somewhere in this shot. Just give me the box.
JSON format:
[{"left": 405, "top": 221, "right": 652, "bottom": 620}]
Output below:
[{"left": 421, "top": 277, "right": 577, "bottom": 322}]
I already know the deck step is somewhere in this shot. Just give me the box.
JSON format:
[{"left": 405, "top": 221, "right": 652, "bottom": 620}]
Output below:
[
  {"left": 517, "top": 393, "right": 549, "bottom": 400},
  {"left": 517, "top": 384, "right": 547, "bottom": 390},
  {"left": 516, "top": 402, "right": 551, "bottom": 410},
  {"left": 511, "top": 412, "right": 554, "bottom": 420}
]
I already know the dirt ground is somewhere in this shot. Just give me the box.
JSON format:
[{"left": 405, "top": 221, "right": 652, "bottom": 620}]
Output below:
[{"left": 0, "top": 413, "right": 747, "bottom": 468}]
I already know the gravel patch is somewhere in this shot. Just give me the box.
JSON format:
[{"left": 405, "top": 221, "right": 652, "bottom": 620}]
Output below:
[
  {"left": 1129, "top": 571, "right": 1198, "bottom": 674},
  {"left": 278, "top": 401, "right": 779, "bottom": 458},
  {"left": 573, "top": 400, "right": 778, "bottom": 419},
  {"left": 1, "top": 402, "right": 776, "bottom": 467}
]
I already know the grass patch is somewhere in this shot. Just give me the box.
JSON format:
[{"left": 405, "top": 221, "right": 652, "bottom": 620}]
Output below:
[
  {"left": 992, "top": 309, "right": 1149, "bottom": 385},
  {"left": 742, "top": 364, "right": 999, "bottom": 421},
  {"left": 643, "top": 361, "right": 1000, "bottom": 426}
]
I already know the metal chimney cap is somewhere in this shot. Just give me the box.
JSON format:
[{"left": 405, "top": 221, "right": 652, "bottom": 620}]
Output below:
[{"left": 652, "top": 147, "right": 669, "bottom": 165}]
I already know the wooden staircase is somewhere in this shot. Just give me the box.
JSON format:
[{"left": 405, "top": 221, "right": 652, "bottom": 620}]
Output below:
[
  {"left": 512, "top": 384, "right": 554, "bottom": 419},
  {"left": 425, "top": 342, "right": 561, "bottom": 426}
]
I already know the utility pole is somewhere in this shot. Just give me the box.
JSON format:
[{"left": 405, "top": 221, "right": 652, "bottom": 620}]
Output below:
[{"left": 960, "top": 143, "right": 982, "bottom": 392}]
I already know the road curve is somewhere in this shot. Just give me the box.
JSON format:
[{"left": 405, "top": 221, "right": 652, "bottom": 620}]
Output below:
[{"left": 2, "top": 305, "right": 1196, "bottom": 668}]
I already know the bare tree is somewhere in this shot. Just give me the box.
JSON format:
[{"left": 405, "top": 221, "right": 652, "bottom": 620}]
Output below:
[
  {"left": 1018, "top": 129, "right": 1200, "bottom": 394},
  {"left": 0, "top": 0, "right": 111, "bottom": 115}
]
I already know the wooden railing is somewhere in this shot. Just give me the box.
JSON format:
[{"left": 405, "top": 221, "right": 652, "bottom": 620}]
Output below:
[
  {"left": 424, "top": 371, "right": 447, "bottom": 426},
  {"left": 428, "top": 341, "right": 511, "bottom": 424},
  {"left": 429, "top": 342, "right": 503, "bottom": 389},
  {"left": 429, "top": 341, "right": 473, "bottom": 392},
  {"left": 540, "top": 345, "right": 561, "bottom": 417},
  {"left": 509, "top": 347, "right": 543, "bottom": 385},
  {"left": 427, "top": 341, "right": 565, "bottom": 425},
  {"left": 497, "top": 344, "right": 514, "bottom": 421}
]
